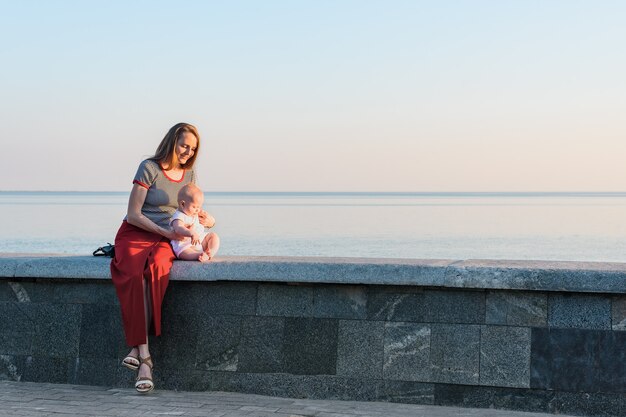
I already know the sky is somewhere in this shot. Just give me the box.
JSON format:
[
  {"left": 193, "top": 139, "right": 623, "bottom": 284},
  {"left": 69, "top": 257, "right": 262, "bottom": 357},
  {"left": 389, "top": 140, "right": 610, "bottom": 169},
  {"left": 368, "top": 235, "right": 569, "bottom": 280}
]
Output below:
[{"left": 1, "top": 0, "right": 625, "bottom": 192}]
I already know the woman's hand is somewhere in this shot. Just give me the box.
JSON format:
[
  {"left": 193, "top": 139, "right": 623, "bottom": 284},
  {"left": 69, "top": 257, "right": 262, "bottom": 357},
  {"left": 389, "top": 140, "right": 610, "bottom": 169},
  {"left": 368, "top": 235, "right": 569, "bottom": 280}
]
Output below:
[{"left": 198, "top": 210, "right": 216, "bottom": 228}]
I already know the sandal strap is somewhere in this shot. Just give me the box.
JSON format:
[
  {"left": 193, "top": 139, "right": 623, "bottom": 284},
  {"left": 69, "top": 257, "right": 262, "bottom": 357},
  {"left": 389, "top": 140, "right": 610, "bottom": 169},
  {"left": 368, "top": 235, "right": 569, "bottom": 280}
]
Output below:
[
  {"left": 139, "top": 355, "right": 153, "bottom": 368},
  {"left": 136, "top": 376, "right": 153, "bottom": 382}
]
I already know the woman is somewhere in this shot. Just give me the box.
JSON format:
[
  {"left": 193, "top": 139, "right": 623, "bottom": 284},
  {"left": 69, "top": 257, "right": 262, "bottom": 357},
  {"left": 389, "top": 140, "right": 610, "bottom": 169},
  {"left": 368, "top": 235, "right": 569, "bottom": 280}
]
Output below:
[{"left": 110, "top": 122, "right": 215, "bottom": 393}]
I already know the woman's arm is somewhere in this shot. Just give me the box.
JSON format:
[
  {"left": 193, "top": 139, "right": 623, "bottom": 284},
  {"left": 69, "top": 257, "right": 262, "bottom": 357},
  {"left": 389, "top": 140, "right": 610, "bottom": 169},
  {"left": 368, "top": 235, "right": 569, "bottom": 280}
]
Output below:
[{"left": 126, "top": 183, "right": 179, "bottom": 240}]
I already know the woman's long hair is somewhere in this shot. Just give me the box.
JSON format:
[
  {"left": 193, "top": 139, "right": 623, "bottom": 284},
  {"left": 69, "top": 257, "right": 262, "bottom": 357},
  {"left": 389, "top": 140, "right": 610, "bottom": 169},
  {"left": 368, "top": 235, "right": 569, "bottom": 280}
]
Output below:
[{"left": 151, "top": 123, "right": 201, "bottom": 169}]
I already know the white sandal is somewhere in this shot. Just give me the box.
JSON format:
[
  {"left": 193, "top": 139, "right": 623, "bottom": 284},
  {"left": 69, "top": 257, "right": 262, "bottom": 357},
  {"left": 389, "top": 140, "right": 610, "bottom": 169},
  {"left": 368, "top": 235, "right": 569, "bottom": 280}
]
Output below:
[
  {"left": 135, "top": 356, "right": 154, "bottom": 394},
  {"left": 121, "top": 351, "right": 140, "bottom": 371}
]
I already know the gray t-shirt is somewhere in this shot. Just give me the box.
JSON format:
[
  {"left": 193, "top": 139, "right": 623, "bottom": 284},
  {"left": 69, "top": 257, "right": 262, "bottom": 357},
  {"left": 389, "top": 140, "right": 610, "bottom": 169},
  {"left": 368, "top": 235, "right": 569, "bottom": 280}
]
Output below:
[{"left": 127, "top": 159, "right": 197, "bottom": 229}]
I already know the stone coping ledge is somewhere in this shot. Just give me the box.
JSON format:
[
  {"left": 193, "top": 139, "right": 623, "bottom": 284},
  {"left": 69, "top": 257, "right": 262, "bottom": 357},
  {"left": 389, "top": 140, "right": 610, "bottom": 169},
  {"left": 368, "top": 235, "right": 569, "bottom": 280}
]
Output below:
[{"left": 1, "top": 254, "right": 626, "bottom": 294}]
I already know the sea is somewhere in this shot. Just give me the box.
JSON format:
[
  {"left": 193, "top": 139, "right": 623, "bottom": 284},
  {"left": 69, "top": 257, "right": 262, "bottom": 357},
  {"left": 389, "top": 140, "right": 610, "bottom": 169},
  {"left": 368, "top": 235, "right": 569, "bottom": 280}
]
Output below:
[{"left": 1, "top": 191, "right": 626, "bottom": 262}]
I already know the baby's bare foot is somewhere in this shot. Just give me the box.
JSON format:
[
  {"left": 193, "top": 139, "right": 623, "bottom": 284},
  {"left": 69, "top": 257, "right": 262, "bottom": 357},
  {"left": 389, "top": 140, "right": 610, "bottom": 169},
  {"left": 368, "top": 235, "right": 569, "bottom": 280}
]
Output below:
[{"left": 198, "top": 252, "right": 212, "bottom": 263}]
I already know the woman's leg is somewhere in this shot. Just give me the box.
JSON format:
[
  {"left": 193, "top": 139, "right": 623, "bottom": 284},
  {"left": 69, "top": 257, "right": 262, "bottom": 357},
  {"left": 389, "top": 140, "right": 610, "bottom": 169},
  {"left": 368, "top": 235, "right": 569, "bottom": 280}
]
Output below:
[
  {"left": 136, "top": 276, "right": 153, "bottom": 390},
  {"left": 111, "top": 222, "right": 154, "bottom": 347},
  {"left": 135, "top": 240, "right": 174, "bottom": 390},
  {"left": 122, "top": 269, "right": 153, "bottom": 365},
  {"left": 146, "top": 241, "right": 175, "bottom": 337}
]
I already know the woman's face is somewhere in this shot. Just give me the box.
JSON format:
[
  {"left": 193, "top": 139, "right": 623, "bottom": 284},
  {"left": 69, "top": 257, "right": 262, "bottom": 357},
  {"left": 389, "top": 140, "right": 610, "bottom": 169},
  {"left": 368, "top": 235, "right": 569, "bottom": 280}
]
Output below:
[{"left": 174, "top": 131, "right": 198, "bottom": 167}]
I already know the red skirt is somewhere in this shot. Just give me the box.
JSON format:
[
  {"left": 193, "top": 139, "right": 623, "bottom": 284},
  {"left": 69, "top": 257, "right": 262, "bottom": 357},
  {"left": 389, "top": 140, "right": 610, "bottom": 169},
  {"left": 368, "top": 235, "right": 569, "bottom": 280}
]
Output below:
[{"left": 110, "top": 221, "right": 175, "bottom": 346}]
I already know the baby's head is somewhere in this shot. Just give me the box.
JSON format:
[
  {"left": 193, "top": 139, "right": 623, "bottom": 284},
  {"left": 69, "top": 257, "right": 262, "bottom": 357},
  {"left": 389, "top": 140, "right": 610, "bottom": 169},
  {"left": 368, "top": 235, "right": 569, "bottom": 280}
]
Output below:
[{"left": 177, "top": 183, "right": 204, "bottom": 216}]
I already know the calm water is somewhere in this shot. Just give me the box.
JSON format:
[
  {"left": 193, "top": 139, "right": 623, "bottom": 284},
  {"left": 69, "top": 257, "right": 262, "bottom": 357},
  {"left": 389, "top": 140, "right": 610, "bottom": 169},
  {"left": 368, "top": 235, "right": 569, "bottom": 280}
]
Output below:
[{"left": 1, "top": 191, "right": 626, "bottom": 262}]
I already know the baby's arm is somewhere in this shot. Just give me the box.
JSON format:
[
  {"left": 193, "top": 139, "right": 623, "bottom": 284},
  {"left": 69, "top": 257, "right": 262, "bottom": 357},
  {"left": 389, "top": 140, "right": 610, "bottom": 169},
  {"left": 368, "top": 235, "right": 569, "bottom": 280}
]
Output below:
[
  {"left": 171, "top": 219, "right": 200, "bottom": 245},
  {"left": 198, "top": 210, "right": 216, "bottom": 228}
]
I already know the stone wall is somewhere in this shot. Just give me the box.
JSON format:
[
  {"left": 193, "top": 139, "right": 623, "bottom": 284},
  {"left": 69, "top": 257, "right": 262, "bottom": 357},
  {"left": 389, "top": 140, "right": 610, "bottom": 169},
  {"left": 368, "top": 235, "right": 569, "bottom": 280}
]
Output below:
[{"left": 1, "top": 255, "right": 626, "bottom": 416}]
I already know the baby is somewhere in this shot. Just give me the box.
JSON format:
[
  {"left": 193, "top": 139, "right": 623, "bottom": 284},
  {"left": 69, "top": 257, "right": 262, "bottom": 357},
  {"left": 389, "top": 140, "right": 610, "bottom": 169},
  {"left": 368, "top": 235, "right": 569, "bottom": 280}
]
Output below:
[{"left": 170, "top": 183, "right": 220, "bottom": 262}]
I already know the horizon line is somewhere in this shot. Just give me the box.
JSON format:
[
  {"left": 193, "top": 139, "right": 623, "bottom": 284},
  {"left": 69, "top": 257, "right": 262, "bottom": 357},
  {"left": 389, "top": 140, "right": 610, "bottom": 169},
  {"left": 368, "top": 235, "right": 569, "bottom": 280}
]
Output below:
[{"left": 3, "top": 190, "right": 626, "bottom": 196}]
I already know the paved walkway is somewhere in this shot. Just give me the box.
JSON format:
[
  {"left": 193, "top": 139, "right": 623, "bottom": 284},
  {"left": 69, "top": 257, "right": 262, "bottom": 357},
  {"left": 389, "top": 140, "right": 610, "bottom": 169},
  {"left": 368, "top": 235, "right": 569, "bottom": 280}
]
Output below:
[{"left": 0, "top": 381, "right": 573, "bottom": 417}]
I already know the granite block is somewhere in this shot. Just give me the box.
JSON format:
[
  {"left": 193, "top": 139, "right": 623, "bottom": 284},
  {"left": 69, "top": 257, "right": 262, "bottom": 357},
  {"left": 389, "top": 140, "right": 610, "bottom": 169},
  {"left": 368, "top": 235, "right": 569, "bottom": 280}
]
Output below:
[
  {"left": 367, "top": 287, "right": 427, "bottom": 321},
  {"left": 74, "top": 357, "right": 133, "bottom": 387},
  {"left": 150, "top": 313, "right": 199, "bottom": 370},
  {"left": 237, "top": 316, "right": 284, "bottom": 373},
  {"left": 165, "top": 282, "right": 257, "bottom": 316},
  {"left": 480, "top": 325, "right": 531, "bottom": 388},
  {"left": 292, "top": 374, "right": 380, "bottom": 401},
  {"left": 424, "top": 290, "right": 485, "bottom": 324},
  {"left": 283, "top": 317, "right": 338, "bottom": 375},
  {"left": 443, "top": 259, "right": 626, "bottom": 293},
  {"left": 52, "top": 282, "right": 118, "bottom": 304},
  {"left": 383, "top": 322, "right": 431, "bottom": 382},
  {"left": 79, "top": 303, "right": 124, "bottom": 359},
  {"left": 0, "top": 302, "right": 35, "bottom": 333},
  {"left": 197, "top": 282, "right": 258, "bottom": 316},
  {"left": 166, "top": 369, "right": 213, "bottom": 391},
  {"left": 0, "top": 332, "right": 33, "bottom": 356},
  {"left": 336, "top": 320, "right": 383, "bottom": 379},
  {"left": 160, "top": 282, "right": 196, "bottom": 315},
  {"left": 31, "top": 303, "right": 82, "bottom": 358},
  {"left": 1, "top": 281, "right": 52, "bottom": 303},
  {"left": 14, "top": 256, "right": 112, "bottom": 279},
  {"left": 367, "top": 288, "right": 485, "bottom": 324},
  {"left": 548, "top": 294, "right": 611, "bottom": 329},
  {"left": 0, "top": 258, "right": 21, "bottom": 279},
  {"left": 430, "top": 324, "right": 480, "bottom": 385},
  {"left": 150, "top": 366, "right": 177, "bottom": 391},
  {"left": 207, "top": 372, "right": 381, "bottom": 401},
  {"left": 555, "top": 390, "right": 625, "bottom": 417},
  {"left": 529, "top": 327, "right": 552, "bottom": 390},
  {"left": 0, "top": 355, "right": 26, "bottom": 381},
  {"left": 433, "top": 384, "right": 555, "bottom": 414},
  {"left": 6, "top": 255, "right": 626, "bottom": 292},
  {"left": 486, "top": 291, "right": 547, "bottom": 327},
  {"left": 256, "top": 283, "right": 314, "bottom": 317},
  {"left": 0, "top": 282, "right": 15, "bottom": 302},
  {"left": 171, "top": 256, "right": 452, "bottom": 286},
  {"left": 206, "top": 371, "right": 298, "bottom": 397},
  {"left": 21, "top": 356, "right": 72, "bottom": 383},
  {"left": 312, "top": 285, "right": 367, "bottom": 319},
  {"left": 612, "top": 296, "right": 626, "bottom": 330},
  {"left": 531, "top": 327, "right": 626, "bottom": 393},
  {"left": 378, "top": 380, "right": 435, "bottom": 405},
  {"left": 195, "top": 315, "right": 242, "bottom": 371}
]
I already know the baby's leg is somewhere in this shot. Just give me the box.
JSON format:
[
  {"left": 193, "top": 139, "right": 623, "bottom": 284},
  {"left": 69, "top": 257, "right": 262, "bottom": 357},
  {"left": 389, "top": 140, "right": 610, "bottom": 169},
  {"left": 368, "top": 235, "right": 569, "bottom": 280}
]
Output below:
[
  {"left": 177, "top": 248, "right": 207, "bottom": 262},
  {"left": 201, "top": 232, "right": 220, "bottom": 260}
]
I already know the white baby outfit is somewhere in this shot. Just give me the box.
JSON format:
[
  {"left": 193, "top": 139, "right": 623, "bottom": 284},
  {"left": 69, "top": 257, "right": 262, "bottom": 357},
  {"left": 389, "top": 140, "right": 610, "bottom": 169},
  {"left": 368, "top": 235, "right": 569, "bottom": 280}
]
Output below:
[{"left": 169, "top": 209, "right": 208, "bottom": 257}]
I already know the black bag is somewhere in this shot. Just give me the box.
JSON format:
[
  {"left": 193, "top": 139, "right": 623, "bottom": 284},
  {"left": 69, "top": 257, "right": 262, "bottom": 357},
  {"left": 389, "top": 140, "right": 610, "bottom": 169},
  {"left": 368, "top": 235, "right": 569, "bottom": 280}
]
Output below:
[{"left": 93, "top": 243, "right": 115, "bottom": 258}]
